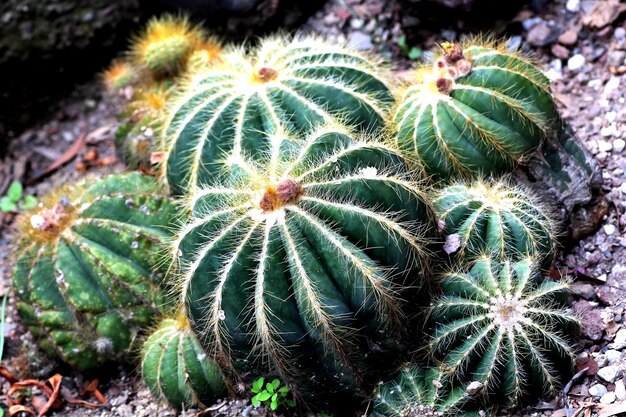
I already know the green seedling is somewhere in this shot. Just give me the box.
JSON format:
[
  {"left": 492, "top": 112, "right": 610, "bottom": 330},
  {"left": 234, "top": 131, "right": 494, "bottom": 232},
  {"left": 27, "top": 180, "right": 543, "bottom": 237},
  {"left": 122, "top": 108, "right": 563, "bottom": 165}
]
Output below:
[
  {"left": 0, "top": 182, "right": 37, "bottom": 212},
  {"left": 251, "top": 377, "right": 295, "bottom": 411},
  {"left": 397, "top": 35, "right": 422, "bottom": 60}
]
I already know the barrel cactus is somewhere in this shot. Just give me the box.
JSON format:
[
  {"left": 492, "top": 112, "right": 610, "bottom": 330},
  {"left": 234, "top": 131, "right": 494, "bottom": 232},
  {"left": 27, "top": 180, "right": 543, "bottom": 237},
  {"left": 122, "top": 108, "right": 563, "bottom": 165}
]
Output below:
[
  {"left": 394, "top": 39, "right": 557, "bottom": 180},
  {"left": 13, "top": 173, "right": 178, "bottom": 370},
  {"left": 370, "top": 365, "right": 483, "bottom": 417},
  {"left": 429, "top": 257, "right": 579, "bottom": 406},
  {"left": 172, "top": 124, "right": 436, "bottom": 406},
  {"left": 433, "top": 180, "right": 556, "bottom": 264},
  {"left": 131, "top": 15, "right": 204, "bottom": 78},
  {"left": 162, "top": 35, "right": 394, "bottom": 194},
  {"left": 142, "top": 315, "right": 226, "bottom": 410},
  {"left": 103, "top": 60, "right": 138, "bottom": 90}
]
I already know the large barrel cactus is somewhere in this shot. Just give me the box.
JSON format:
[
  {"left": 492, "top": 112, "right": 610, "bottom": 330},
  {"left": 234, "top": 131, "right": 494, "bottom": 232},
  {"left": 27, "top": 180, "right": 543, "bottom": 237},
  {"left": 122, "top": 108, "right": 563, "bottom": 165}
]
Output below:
[
  {"left": 13, "top": 173, "right": 178, "bottom": 370},
  {"left": 162, "top": 35, "right": 394, "bottom": 194},
  {"left": 429, "top": 257, "right": 579, "bottom": 406},
  {"left": 172, "top": 124, "right": 436, "bottom": 407},
  {"left": 394, "top": 39, "right": 557, "bottom": 180},
  {"left": 371, "top": 365, "right": 483, "bottom": 417},
  {"left": 433, "top": 180, "right": 556, "bottom": 264},
  {"left": 142, "top": 315, "right": 226, "bottom": 409}
]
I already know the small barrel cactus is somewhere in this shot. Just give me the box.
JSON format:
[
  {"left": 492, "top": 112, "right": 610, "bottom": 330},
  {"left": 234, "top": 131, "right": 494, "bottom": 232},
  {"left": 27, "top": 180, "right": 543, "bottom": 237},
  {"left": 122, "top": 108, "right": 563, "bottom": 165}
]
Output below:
[
  {"left": 142, "top": 315, "right": 226, "bottom": 410},
  {"left": 13, "top": 173, "right": 178, "bottom": 370},
  {"left": 103, "top": 61, "right": 138, "bottom": 90},
  {"left": 394, "top": 39, "right": 557, "bottom": 180},
  {"left": 131, "top": 15, "right": 204, "bottom": 78},
  {"left": 187, "top": 37, "right": 223, "bottom": 72},
  {"left": 116, "top": 87, "right": 170, "bottom": 169},
  {"left": 433, "top": 180, "right": 556, "bottom": 264},
  {"left": 429, "top": 257, "right": 579, "bottom": 406},
  {"left": 162, "top": 35, "right": 394, "bottom": 194},
  {"left": 173, "top": 124, "right": 436, "bottom": 406},
  {"left": 370, "top": 365, "right": 483, "bottom": 417}
]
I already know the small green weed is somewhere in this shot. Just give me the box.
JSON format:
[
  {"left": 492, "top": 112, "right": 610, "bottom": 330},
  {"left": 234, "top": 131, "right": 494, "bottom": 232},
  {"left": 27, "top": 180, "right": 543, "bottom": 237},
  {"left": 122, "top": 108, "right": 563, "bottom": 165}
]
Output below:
[
  {"left": 0, "top": 181, "right": 37, "bottom": 212},
  {"left": 250, "top": 377, "right": 295, "bottom": 411},
  {"left": 396, "top": 35, "right": 422, "bottom": 60}
]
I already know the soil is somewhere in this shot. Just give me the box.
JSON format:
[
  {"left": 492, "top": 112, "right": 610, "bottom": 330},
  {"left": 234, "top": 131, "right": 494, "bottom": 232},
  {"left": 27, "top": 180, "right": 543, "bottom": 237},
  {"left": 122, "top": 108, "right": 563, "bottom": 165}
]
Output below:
[{"left": 1, "top": 0, "right": 626, "bottom": 416}]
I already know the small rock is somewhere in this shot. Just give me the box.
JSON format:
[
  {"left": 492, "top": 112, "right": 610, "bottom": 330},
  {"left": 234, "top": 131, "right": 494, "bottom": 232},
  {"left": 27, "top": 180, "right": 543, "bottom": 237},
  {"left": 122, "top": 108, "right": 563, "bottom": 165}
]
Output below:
[
  {"left": 522, "top": 17, "right": 544, "bottom": 31},
  {"left": 597, "top": 273, "right": 608, "bottom": 282},
  {"left": 601, "top": 124, "right": 618, "bottom": 137},
  {"left": 589, "top": 383, "right": 608, "bottom": 397},
  {"left": 558, "top": 30, "right": 578, "bottom": 45},
  {"left": 566, "top": 0, "right": 580, "bottom": 12},
  {"left": 615, "top": 379, "right": 626, "bottom": 400},
  {"left": 568, "top": 54, "right": 586, "bottom": 71},
  {"left": 598, "top": 365, "right": 622, "bottom": 383},
  {"left": 606, "top": 349, "right": 622, "bottom": 363},
  {"left": 608, "top": 50, "right": 626, "bottom": 67},
  {"left": 551, "top": 44, "right": 570, "bottom": 59},
  {"left": 527, "top": 22, "right": 560, "bottom": 47},
  {"left": 601, "top": 391, "right": 617, "bottom": 404},
  {"left": 611, "top": 329, "right": 626, "bottom": 349},
  {"left": 614, "top": 139, "right": 626, "bottom": 152},
  {"left": 350, "top": 18, "right": 364, "bottom": 30},
  {"left": 444, "top": 234, "right": 461, "bottom": 255},
  {"left": 616, "top": 27, "right": 626, "bottom": 41},
  {"left": 572, "top": 283, "right": 596, "bottom": 300},
  {"left": 347, "top": 31, "right": 373, "bottom": 51},
  {"left": 604, "top": 224, "right": 617, "bottom": 236}
]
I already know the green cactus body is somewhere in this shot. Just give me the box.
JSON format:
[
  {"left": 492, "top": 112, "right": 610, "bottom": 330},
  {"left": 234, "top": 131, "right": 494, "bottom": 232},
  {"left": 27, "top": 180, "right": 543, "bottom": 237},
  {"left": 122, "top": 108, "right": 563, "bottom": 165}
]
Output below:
[
  {"left": 394, "top": 40, "right": 557, "bottom": 180},
  {"left": 163, "top": 35, "right": 394, "bottom": 194},
  {"left": 433, "top": 180, "right": 555, "bottom": 263},
  {"left": 371, "top": 365, "right": 483, "bottom": 417},
  {"left": 144, "top": 36, "right": 193, "bottom": 76},
  {"left": 430, "top": 257, "right": 578, "bottom": 406},
  {"left": 13, "top": 173, "right": 178, "bottom": 370},
  {"left": 142, "top": 316, "right": 226, "bottom": 410},
  {"left": 173, "top": 124, "right": 435, "bottom": 406}
]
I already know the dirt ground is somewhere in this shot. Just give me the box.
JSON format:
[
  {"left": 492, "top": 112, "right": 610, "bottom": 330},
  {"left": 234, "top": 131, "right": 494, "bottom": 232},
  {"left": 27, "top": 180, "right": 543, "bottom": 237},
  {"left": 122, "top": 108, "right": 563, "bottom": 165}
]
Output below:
[{"left": 1, "top": 0, "right": 626, "bottom": 416}]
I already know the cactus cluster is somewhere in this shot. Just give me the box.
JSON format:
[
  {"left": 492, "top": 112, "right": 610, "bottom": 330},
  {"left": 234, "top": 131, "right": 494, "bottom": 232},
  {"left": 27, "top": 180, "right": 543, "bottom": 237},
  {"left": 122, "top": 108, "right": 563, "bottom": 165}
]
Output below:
[
  {"left": 371, "top": 365, "right": 482, "bottom": 417},
  {"left": 162, "top": 35, "right": 394, "bottom": 193},
  {"left": 10, "top": 19, "right": 591, "bottom": 417},
  {"left": 13, "top": 173, "right": 177, "bottom": 370},
  {"left": 172, "top": 124, "right": 435, "bottom": 403},
  {"left": 394, "top": 39, "right": 557, "bottom": 180},
  {"left": 430, "top": 257, "right": 578, "bottom": 406},
  {"left": 433, "top": 179, "right": 556, "bottom": 264}
]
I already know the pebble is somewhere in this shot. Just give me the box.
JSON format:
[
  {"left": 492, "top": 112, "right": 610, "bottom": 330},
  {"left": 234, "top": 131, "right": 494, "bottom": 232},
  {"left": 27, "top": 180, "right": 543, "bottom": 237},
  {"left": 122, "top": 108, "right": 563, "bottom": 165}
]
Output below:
[
  {"left": 604, "top": 224, "right": 617, "bottom": 236},
  {"left": 598, "top": 365, "right": 622, "bottom": 383},
  {"left": 608, "top": 50, "right": 626, "bottom": 67},
  {"left": 615, "top": 139, "right": 626, "bottom": 153},
  {"left": 527, "top": 22, "right": 560, "bottom": 47},
  {"left": 558, "top": 30, "right": 578, "bottom": 45},
  {"left": 552, "top": 44, "right": 570, "bottom": 59},
  {"left": 568, "top": 54, "right": 586, "bottom": 71},
  {"left": 601, "top": 124, "right": 618, "bottom": 137},
  {"left": 609, "top": 329, "right": 626, "bottom": 350},
  {"left": 601, "top": 391, "right": 617, "bottom": 404},
  {"left": 572, "top": 283, "right": 596, "bottom": 300},
  {"left": 347, "top": 31, "right": 373, "bottom": 50},
  {"left": 616, "top": 379, "right": 626, "bottom": 400},
  {"left": 589, "top": 383, "right": 608, "bottom": 397},
  {"left": 606, "top": 349, "right": 622, "bottom": 363},
  {"left": 566, "top": 0, "right": 580, "bottom": 12}
]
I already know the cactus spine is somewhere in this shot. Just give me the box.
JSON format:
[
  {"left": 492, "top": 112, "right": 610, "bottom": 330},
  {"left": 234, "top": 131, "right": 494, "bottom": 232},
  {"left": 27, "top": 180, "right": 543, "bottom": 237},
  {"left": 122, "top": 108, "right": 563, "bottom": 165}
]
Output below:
[
  {"left": 141, "top": 314, "right": 226, "bottom": 410},
  {"left": 429, "top": 257, "right": 578, "bottom": 406},
  {"left": 433, "top": 180, "right": 556, "bottom": 263},
  {"left": 172, "top": 124, "right": 435, "bottom": 406},
  {"left": 394, "top": 39, "right": 557, "bottom": 180},
  {"left": 13, "top": 173, "right": 178, "bottom": 370},
  {"left": 162, "top": 35, "right": 394, "bottom": 194},
  {"left": 371, "top": 365, "right": 483, "bottom": 417}
]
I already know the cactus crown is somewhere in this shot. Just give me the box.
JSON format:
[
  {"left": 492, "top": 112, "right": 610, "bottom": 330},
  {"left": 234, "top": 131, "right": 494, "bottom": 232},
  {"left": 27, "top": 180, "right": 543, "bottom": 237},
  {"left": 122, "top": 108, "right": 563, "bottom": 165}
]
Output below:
[
  {"left": 433, "top": 179, "right": 557, "bottom": 262},
  {"left": 161, "top": 34, "right": 394, "bottom": 193},
  {"left": 430, "top": 257, "right": 578, "bottom": 405},
  {"left": 131, "top": 15, "right": 204, "bottom": 77},
  {"left": 394, "top": 37, "right": 557, "bottom": 180},
  {"left": 171, "top": 123, "right": 434, "bottom": 403}
]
